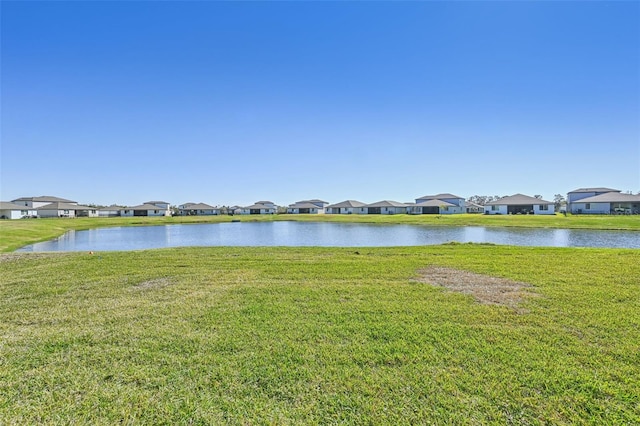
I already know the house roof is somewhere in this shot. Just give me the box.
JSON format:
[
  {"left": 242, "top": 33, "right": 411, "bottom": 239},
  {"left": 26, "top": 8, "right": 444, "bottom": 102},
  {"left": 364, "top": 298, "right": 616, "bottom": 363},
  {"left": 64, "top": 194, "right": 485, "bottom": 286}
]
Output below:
[
  {"left": 303, "top": 199, "right": 329, "bottom": 204},
  {"left": 417, "top": 193, "right": 464, "bottom": 200},
  {"left": 144, "top": 200, "right": 169, "bottom": 205},
  {"left": 99, "top": 205, "right": 122, "bottom": 211},
  {"left": 415, "top": 199, "right": 456, "bottom": 207},
  {"left": 567, "top": 187, "right": 620, "bottom": 194},
  {"left": 288, "top": 202, "right": 322, "bottom": 209},
  {"left": 12, "top": 195, "right": 76, "bottom": 203},
  {"left": 126, "top": 203, "right": 167, "bottom": 210},
  {"left": 485, "top": 194, "right": 553, "bottom": 206},
  {"left": 326, "top": 200, "right": 367, "bottom": 208},
  {"left": 573, "top": 192, "right": 640, "bottom": 203},
  {"left": 465, "top": 201, "right": 484, "bottom": 208},
  {"left": 255, "top": 201, "right": 274, "bottom": 205},
  {"left": 244, "top": 203, "right": 275, "bottom": 210},
  {"left": 366, "top": 200, "right": 408, "bottom": 208},
  {"left": 0, "top": 201, "right": 32, "bottom": 210},
  {"left": 179, "top": 203, "right": 217, "bottom": 210},
  {"left": 37, "top": 202, "right": 93, "bottom": 210}
]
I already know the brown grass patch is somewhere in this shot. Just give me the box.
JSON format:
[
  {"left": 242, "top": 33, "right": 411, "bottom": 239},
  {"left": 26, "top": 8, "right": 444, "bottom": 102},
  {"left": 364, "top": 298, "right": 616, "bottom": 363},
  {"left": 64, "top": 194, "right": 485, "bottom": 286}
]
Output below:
[{"left": 416, "top": 266, "right": 534, "bottom": 310}]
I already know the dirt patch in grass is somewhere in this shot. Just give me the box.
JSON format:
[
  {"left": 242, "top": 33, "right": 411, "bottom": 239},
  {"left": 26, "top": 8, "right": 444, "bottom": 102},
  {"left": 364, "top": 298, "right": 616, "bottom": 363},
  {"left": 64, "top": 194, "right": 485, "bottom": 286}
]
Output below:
[
  {"left": 416, "top": 266, "right": 534, "bottom": 310},
  {"left": 133, "top": 277, "right": 175, "bottom": 290}
]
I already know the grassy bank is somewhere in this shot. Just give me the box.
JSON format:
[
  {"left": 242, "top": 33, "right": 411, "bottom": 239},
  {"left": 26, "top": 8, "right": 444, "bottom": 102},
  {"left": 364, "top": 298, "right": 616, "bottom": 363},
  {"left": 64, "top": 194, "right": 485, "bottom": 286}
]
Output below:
[
  {"left": 1, "top": 245, "right": 639, "bottom": 423},
  {"left": 1, "top": 213, "right": 639, "bottom": 252}
]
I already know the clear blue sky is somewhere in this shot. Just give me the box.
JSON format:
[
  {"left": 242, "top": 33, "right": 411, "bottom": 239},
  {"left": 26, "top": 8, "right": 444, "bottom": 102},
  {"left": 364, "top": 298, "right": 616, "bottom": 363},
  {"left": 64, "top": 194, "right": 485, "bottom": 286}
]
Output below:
[{"left": 2, "top": 1, "right": 639, "bottom": 206}]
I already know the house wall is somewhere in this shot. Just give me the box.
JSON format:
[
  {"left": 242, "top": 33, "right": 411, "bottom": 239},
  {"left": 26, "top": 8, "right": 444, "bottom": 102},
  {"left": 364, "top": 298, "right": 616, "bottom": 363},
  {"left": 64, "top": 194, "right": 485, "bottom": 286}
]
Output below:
[
  {"left": 98, "top": 210, "right": 121, "bottom": 217},
  {"left": 121, "top": 210, "right": 134, "bottom": 217},
  {"left": 38, "top": 209, "right": 76, "bottom": 218},
  {"left": 484, "top": 205, "right": 508, "bottom": 215},
  {"left": 327, "top": 207, "right": 365, "bottom": 214},
  {"left": 147, "top": 209, "right": 167, "bottom": 217},
  {"left": 0, "top": 209, "right": 29, "bottom": 219},
  {"left": 533, "top": 204, "right": 555, "bottom": 215},
  {"left": 372, "top": 207, "right": 407, "bottom": 215},
  {"left": 440, "top": 206, "right": 464, "bottom": 214},
  {"left": 571, "top": 202, "right": 610, "bottom": 215}
]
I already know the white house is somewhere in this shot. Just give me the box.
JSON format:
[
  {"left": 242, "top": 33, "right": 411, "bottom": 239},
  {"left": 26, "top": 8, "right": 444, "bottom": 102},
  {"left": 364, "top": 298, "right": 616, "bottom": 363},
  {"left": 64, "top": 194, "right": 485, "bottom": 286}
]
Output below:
[
  {"left": 37, "top": 202, "right": 98, "bottom": 218},
  {"left": 567, "top": 188, "right": 622, "bottom": 214},
  {"left": 570, "top": 192, "right": 640, "bottom": 215},
  {"left": 178, "top": 202, "right": 220, "bottom": 216},
  {"left": 121, "top": 202, "right": 171, "bottom": 217},
  {"left": 413, "top": 193, "right": 466, "bottom": 214},
  {"left": 0, "top": 202, "right": 37, "bottom": 219},
  {"left": 365, "top": 200, "right": 408, "bottom": 215},
  {"left": 287, "top": 200, "right": 326, "bottom": 214},
  {"left": 326, "top": 200, "right": 367, "bottom": 214},
  {"left": 239, "top": 202, "right": 277, "bottom": 215},
  {"left": 12, "top": 196, "right": 77, "bottom": 209},
  {"left": 484, "top": 194, "right": 555, "bottom": 215}
]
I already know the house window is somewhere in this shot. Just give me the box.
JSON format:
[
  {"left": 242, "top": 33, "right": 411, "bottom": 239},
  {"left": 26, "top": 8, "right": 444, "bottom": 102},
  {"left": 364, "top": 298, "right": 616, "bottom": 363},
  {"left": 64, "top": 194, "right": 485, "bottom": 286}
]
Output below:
[
  {"left": 21, "top": 210, "right": 28, "bottom": 215},
  {"left": 585, "top": 203, "right": 591, "bottom": 210},
  {"left": 492, "top": 205, "right": 498, "bottom": 211},
  {"left": 154, "top": 210, "right": 159, "bottom": 214},
  {"left": 539, "top": 205, "right": 548, "bottom": 211},
  {"left": 64, "top": 210, "right": 69, "bottom": 214}
]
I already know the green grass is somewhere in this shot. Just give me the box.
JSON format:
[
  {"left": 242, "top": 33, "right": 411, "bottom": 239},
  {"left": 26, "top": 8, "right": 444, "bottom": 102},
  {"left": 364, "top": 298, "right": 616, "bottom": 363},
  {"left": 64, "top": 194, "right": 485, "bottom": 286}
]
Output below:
[
  {"left": 1, "top": 245, "right": 639, "bottom": 423},
  {"left": 1, "top": 213, "right": 639, "bottom": 252}
]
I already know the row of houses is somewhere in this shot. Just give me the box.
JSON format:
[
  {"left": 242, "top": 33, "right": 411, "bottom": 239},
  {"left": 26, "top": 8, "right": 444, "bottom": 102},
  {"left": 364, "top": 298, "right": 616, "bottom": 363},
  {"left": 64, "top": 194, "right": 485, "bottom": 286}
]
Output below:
[{"left": 2, "top": 188, "right": 639, "bottom": 220}]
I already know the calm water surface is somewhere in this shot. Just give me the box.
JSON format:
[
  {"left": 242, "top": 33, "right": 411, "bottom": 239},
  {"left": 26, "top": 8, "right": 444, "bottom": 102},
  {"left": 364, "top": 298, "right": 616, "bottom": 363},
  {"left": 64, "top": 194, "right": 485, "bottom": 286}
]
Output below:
[{"left": 17, "top": 222, "right": 640, "bottom": 251}]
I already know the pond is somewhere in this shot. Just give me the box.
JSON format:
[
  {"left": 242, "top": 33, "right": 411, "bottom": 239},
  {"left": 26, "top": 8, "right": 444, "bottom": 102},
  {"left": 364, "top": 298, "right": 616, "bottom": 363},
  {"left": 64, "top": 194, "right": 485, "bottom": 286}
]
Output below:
[{"left": 16, "top": 222, "right": 640, "bottom": 251}]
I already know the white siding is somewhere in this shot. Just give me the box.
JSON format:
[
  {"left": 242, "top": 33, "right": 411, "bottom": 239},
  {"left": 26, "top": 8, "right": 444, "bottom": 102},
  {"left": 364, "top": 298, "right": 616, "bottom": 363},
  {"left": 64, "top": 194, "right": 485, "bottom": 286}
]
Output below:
[
  {"left": 571, "top": 202, "right": 610, "bottom": 215},
  {"left": 533, "top": 204, "right": 555, "bottom": 215},
  {"left": 484, "top": 205, "right": 508, "bottom": 215},
  {"left": 0, "top": 209, "right": 30, "bottom": 219}
]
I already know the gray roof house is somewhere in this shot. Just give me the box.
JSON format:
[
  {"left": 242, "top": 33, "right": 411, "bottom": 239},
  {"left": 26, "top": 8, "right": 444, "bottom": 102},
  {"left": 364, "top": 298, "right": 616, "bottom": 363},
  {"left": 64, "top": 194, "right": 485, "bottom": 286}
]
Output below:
[
  {"left": 12, "top": 196, "right": 77, "bottom": 209},
  {"left": 408, "top": 199, "right": 456, "bottom": 215},
  {"left": 365, "top": 200, "right": 408, "bottom": 215},
  {"left": 465, "top": 201, "right": 484, "bottom": 214},
  {"left": 0, "top": 202, "right": 37, "bottom": 219},
  {"left": 121, "top": 203, "right": 171, "bottom": 217},
  {"left": 98, "top": 205, "right": 123, "bottom": 217},
  {"left": 287, "top": 201, "right": 326, "bottom": 214},
  {"left": 240, "top": 202, "right": 276, "bottom": 215},
  {"left": 178, "top": 203, "right": 220, "bottom": 216},
  {"left": 569, "top": 192, "right": 640, "bottom": 215},
  {"left": 37, "top": 202, "right": 98, "bottom": 218},
  {"left": 484, "top": 194, "right": 555, "bottom": 215},
  {"left": 413, "top": 193, "right": 465, "bottom": 214},
  {"left": 326, "top": 200, "right": 367, "bottom": 214},
  {"left": 566, "top": 187, "right": 622, "bottom": 214}
]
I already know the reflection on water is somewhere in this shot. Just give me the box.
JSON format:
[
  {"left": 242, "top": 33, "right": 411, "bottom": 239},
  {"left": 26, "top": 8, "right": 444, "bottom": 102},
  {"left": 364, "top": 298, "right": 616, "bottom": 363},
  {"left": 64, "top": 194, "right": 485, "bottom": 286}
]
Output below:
[{"left": 17, "top": 222, "right": 640, "bottom": 252}]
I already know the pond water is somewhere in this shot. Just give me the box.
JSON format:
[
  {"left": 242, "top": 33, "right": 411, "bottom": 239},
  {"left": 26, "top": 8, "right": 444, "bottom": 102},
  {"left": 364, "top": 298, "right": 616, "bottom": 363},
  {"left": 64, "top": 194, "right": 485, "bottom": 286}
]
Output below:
[{"left": 16, "top": 222, "right": 640, "bottom": 251}]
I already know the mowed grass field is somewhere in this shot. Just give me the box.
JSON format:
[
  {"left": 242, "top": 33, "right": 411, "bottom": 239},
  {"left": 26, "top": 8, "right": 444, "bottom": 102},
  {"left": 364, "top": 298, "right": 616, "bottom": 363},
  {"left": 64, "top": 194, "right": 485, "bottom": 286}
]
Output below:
[
  {"left": 1, "top": 213, "right": 639, "bottom": 252},
  {"left": 1, "top": 245, "right": 639, "bottom": 423}
]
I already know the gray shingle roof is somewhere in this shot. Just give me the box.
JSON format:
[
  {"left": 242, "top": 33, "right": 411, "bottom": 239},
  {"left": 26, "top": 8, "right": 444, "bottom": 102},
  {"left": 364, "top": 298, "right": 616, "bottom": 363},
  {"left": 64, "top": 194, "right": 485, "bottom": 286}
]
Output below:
[
  {"left": 244, "top": 203, "right": 276, "bottom": 210},
  {"left": 288, "top": 202, "right": 322, "bottom": 209},
  {"left": 37, "top": 202, "right": 93, "bottom": 210},
  {"left": 366, "top": 200, "right": 408, "bottom": 208},
  {"left": 144, "top": 200, "right": 169, "bottom": 204},
  {"left": 415, "top": 199, "right": 456, "bottom": 207},
  {"left": 326, "top": 200, "right": 367, "bottom": 208},
  {"left": 179, "top": 203, "right": 217, "bottom": 210},
  {"left": 417, "top": 193, "right": 463, "bottom": 200},
  {"left": 568, "top": 188, "right": 620, "bottom": 194},
  {"left": 573, "top": 192, "right": 640, "bottom": 203},
  {"left": 12, "top": 196, "right": 76, "bottom": 203},
  {"left": 0, "top": 201, "right": 32, "bottom": 210},
  {"left": 126, "top": 204, "right": 167, "bottom": 210},
  {"left": 485, "top": 194, "right": 553, "bottom": 206}
]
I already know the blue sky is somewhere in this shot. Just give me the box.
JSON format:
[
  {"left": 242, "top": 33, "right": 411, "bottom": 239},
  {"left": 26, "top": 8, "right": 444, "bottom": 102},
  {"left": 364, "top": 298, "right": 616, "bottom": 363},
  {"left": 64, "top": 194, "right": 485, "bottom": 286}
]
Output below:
[{"left": 2, "top": 1, "right": 639, "bottom": 206}]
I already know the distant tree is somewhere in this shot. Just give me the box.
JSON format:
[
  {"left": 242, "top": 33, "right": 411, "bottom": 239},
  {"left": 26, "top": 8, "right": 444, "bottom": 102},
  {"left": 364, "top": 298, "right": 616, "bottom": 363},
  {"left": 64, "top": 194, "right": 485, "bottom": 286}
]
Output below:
[{"left": 553, "top": 194, "right": 566, "bottom": 210}]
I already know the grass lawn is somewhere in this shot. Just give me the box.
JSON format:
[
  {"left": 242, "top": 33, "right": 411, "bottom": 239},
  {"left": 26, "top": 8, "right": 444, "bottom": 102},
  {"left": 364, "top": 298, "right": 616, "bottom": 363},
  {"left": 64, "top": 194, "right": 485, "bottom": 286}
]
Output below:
[
  {"left": 1, "top": 213, "right": 639, "bottom": 252},
  {"left": 1, "top": 245, "right": 639, "bottom": 423}
]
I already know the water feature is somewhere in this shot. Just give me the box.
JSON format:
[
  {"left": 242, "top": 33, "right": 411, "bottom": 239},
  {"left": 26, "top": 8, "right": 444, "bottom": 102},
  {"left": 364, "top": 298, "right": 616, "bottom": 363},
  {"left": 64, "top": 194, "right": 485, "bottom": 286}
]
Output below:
[{"left": 16, "top": 222, "right": 640, "bottom": 252}]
